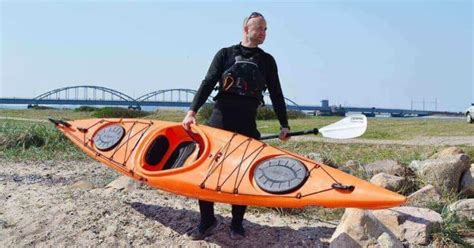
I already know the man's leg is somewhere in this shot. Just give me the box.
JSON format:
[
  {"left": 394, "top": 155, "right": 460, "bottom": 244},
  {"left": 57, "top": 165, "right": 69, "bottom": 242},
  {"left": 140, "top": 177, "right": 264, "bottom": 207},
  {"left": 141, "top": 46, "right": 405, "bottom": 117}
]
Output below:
[
  {"left": 230, "top": 204, "right": 247, "bottom": 239},
  {"left": 231, "top": 204, "right": 246, "bottom": 228},
  {"left": 199, "top": 200, "right": 216, "bottom": 227},
  {"left": 188, "top": 200, "right": 217, "bottom": 240}
]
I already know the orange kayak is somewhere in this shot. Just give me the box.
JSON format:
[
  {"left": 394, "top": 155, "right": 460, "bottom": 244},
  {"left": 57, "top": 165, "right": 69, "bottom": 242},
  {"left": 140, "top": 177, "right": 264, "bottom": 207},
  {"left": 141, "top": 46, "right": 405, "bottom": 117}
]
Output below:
[{"left": 51, "top": 118, "right": 406, "bottom": 209}]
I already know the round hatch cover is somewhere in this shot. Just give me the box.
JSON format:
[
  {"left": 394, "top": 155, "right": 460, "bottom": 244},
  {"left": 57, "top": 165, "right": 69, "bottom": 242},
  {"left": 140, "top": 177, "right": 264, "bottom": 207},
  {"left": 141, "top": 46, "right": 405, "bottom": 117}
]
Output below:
[
  {"left": 93, "top": 124, "right": 125, "bottom": 151},
  {"left": 254, "top": 157, "right": 308, "bottom": 194}
]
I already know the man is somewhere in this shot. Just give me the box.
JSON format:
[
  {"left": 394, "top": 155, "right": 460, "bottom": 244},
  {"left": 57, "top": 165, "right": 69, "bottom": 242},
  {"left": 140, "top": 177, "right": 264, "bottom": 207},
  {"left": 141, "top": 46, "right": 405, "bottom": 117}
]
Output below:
[{"left": 182, "top": 12, "right": 290, "bottom": 240}]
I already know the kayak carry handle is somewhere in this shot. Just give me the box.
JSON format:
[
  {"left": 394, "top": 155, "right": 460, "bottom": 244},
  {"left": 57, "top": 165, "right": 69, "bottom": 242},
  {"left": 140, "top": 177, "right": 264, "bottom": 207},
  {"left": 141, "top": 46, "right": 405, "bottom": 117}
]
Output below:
[
  {"left": 332, "top": 183, "right": 355, "bottom": 191},
  {"left": 259, "top": 128, "right": 319, "bottom": 141}
]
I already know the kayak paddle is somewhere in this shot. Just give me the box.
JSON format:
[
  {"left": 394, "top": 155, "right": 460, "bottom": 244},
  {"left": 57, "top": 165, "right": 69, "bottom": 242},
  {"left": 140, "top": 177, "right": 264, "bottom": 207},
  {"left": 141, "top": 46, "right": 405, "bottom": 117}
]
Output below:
[{"left": 260, "top": 114, "right": 367, "bottom": 140}]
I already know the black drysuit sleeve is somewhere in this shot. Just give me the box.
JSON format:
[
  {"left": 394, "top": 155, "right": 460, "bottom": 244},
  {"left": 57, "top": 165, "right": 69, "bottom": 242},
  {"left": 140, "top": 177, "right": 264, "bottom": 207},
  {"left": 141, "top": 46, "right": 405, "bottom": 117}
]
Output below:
[
  {"left": 265, "top": 55, "right": 289, "bottom": 129},
  {"left": 189, "top": 48, "right": 226, "bottom": 112}
]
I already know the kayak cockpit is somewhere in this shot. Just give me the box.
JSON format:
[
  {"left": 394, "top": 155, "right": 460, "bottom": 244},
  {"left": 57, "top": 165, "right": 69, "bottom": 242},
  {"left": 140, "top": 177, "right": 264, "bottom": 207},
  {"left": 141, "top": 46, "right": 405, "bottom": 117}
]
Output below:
[{"left": 140, "top": 125, "right": 205, "bottom": 172}]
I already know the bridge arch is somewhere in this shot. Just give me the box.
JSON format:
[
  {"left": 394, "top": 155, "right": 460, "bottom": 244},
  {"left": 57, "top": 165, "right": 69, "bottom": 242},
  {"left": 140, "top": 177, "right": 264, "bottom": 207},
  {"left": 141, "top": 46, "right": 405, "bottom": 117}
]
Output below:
[
  {"left": 138, "top": 89, "right": 301, "bottom": 110},
  {"left": 31, "top": 86, "right": 300, "bottom": 111},
  {"left": 33, "top": 85, "right": 140, "bottom": 108},
  {"left": 137, "top": 88, "right": 215, "bottom": 103}
]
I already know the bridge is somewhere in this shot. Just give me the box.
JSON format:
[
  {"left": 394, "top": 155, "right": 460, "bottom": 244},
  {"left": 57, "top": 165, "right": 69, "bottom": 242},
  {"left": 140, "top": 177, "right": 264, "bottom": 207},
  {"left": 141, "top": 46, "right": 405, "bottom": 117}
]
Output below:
[
  {"left": 0, "top": 85, "right": 454, "bottom": 117},
  {"left": 0, "top": 85, "right": 301, "bottom": 110}
]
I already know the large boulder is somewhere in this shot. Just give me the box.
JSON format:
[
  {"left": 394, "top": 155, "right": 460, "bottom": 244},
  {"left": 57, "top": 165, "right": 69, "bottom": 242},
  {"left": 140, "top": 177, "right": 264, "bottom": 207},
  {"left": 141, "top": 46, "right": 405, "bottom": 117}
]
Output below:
[
  {"left": 329, "top": 208, "right": 403, "bottom": 248},
  {"left": 363, "top": 160, "right": 407, "bottom": 177},
  {"left": 372, "top": 207, "right": 443, "bottom": 245},
  {"left": 330, "top": 207, "right": 443, "bottom": 246},
  {"left": 409, "top": 154, "right": 471, "bottom": 193},
  {"left": 405, "top": 184, "right": 441, "bottom": 208},
  {"left": 460, "top": 164, "right": 474, "bottom": 197},
  {"left": 430, "top": 147, "right": 465, "bottom": 159},
  {"left": 370, "top": 173, "right": 406, "bottom": 192},
  {"left": 447, "top": 199, "right": 474, "bottom": 221}
]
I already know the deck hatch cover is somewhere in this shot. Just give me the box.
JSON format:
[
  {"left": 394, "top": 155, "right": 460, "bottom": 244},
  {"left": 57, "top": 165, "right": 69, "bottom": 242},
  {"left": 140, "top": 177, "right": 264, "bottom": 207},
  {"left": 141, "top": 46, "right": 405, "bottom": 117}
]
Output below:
[
  {"left": 93, "top": 124, "right": 125, "bottom": 151},
  {"left": 254, "top": 157, "right": 308, "bottom": 194}
]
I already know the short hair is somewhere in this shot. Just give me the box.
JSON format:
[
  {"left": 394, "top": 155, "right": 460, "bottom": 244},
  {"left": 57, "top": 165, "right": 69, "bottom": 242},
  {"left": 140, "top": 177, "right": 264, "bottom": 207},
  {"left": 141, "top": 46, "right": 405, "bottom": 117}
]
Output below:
[{"left": 243, "top": 12, "right": 265, "bottom": 27}]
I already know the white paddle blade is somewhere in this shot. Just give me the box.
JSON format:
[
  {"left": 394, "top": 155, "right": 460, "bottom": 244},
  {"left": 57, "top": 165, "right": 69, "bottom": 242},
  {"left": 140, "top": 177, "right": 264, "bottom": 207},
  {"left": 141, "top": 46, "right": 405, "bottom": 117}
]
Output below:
[{"left": 319, "top": 114, "right": 367, "bottom": 139}]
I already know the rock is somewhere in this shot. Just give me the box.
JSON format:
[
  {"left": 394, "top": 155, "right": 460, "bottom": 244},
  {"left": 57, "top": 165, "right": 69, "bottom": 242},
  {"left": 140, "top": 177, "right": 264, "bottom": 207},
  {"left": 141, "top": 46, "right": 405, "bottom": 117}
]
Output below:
[
  {"left": 331, "top": 206, "right": 444, "bottom": 246},
  {"left": 370, "top": 173, "right": 406, "bottom": 192},
  {"left": 377, "top": 232, "right": 403, "bottom": 248},
  {"left": 409, "top": 160, "right": 423, "bottom": 172},
  {"left": 431, "top": 147, "right": 465, "bottom": 159},
  {"left": 363, "top": 160, "right": 407, "bottom": 177},
  {"left": 105, "top": 176, "right": 138, "bottom": 192},
  {"left": 464, "top": 237, "right": 474, "bottom": 247},
  {"left": 460, "top": 164, "right": 474, "bottom": 197},
  {"left": 70, "top": 180, "right": 94, "bottom": 190},
  {"left": 329, "top": 208, "right": 403, "bottom": 248},
  {"left": 447, "top": 199, "right": 474, "bottom": 221},
  {"left": 372, "top": 207, "right": 443, "bottom": 245},
  {"left": 405, "top": 185, "right": 441, "bottom": 207},
  {"left": 329, "top": 233, "right": 360, "bottom": 248},
  {"left": 411, "top": 154, "right": 470, "bottom": 193}
]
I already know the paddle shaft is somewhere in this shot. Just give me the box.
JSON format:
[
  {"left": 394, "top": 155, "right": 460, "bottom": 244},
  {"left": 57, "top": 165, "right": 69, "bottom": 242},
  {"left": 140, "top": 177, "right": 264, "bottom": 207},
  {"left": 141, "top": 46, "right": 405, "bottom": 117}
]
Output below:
[{"left": 260, "top": 128, "right": 318, "bottom": 140}]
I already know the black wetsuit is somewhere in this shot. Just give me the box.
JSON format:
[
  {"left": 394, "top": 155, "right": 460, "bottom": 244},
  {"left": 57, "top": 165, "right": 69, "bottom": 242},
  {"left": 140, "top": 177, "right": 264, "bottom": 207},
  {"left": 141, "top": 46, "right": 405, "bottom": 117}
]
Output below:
[{"left": 190, "top": 43, "right": 289, "bottom": 230}]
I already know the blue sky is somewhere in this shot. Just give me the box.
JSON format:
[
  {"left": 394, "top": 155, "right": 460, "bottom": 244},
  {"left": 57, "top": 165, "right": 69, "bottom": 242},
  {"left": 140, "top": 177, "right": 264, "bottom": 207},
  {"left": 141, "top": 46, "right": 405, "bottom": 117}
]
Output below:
[{"left": 1, "top": 1, "right": 472, "bottom": 111}]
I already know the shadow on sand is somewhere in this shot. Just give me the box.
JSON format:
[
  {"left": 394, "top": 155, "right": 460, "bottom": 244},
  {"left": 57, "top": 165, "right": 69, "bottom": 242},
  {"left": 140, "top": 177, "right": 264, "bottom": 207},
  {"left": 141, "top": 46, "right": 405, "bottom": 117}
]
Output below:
[{"left": 128, "top": 201, "right": 335, "bottom": 247}]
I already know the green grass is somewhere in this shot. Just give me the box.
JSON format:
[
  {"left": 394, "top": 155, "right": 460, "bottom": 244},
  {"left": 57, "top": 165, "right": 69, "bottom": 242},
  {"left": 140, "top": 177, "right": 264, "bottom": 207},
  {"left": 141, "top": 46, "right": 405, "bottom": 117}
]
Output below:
[
  {"left": 3, "top": 109, "right": 472, "bottom": 140},
  {"left": 0, "top": 109, "right": 95, "bottom": 120},
  {"left": 147, "top": 109, "right": 188, "bottom": 122},
  {"left": 92, "top": 107, "right": 150, "bottom": 118},
  {"left": 432, "top": 209, "right": 474, "bottom": 247},
  {"left": 270, "top": 140, "right": 474, "bottom": 166},
  {"left": 362, "top": 118, "right": 473, "bottom": 139},
  {"left": 0, "top": 120, "right": 87, "bottom": 161},
  {"left": 0, "top": 108, "right": 187, "bottom": 122}
]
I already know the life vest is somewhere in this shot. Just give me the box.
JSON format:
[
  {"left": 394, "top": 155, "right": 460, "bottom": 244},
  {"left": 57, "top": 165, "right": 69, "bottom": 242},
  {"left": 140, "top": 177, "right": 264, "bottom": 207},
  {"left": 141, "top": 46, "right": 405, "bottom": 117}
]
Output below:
[{"left": 216, "top": 47, "right": 266, "bottom": 104}]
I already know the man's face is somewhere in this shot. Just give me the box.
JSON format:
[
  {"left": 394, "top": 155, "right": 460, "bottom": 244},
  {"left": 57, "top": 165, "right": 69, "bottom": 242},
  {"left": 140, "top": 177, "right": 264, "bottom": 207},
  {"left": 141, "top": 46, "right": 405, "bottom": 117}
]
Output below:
[{"left": 246, "top": 17, "right": 267, "bottom": 45}]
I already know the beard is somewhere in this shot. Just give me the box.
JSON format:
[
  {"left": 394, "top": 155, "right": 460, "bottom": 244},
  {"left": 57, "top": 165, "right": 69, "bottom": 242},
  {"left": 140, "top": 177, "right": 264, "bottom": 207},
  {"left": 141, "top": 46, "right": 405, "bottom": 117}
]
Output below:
[{"left": 248, "top": 34, "right": 265, "bottom": 45}]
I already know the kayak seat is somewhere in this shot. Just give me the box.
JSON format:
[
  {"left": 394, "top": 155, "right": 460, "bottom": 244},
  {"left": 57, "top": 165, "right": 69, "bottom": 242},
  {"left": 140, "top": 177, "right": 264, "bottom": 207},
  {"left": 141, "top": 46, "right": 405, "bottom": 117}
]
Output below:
[
  {"left": 145, "top": 135, "right": 170, "bottom": 166},
  {"left": 162, "top": 141, "right": 197, "bottom": 170}
]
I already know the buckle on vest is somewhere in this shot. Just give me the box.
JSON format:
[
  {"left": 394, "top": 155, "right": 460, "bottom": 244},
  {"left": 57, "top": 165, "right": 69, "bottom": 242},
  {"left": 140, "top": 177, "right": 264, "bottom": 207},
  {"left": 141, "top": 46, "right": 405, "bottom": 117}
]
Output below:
[{"left": 223, "top": 75, "right": 234, "bottom": 91}]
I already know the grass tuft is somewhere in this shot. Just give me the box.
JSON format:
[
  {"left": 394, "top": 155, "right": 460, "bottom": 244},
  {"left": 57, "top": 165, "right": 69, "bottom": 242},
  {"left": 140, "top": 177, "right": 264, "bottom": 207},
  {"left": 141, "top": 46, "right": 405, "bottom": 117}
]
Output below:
[
  {"left": 0, "top": 120, "right": 86, "bottom": 161},
  {"left": 74, "top": 106, "right": 98, "bottom": 112},
  {"left": 432, "top": 208, "right": 474, "bottom": 247},
  {"left": 92, "top": 107, "right": 149, "bottom": 118}
]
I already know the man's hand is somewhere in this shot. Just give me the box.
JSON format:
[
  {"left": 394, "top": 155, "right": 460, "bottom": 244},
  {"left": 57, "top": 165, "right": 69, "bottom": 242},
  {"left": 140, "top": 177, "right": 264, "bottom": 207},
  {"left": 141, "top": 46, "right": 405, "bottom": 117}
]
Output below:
[
  {"left": 279, "top": 127, "right": 290, "bottom": 141},
  {"left": 182, "top": 110, "right": 197, "bottom": 131}
]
